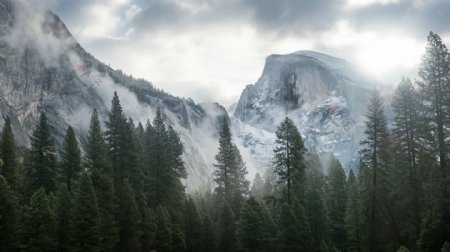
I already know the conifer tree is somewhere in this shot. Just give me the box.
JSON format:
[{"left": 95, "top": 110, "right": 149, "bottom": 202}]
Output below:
[
  {"left": 18, "top": 188, "right": 57, "bottom": 251},
  {"left": 184, "top": 197, "right": 202, "bottom": 252},
  {"left": 278, "top": 202, "right": 312, "bottom": 251},
  {"left": 25, "top": 113, "right": 57, "bottom": 195},
  {"left": 392, "top": 77, "right": 423, "bottom": 247},
  {"left": 0, "top": 116, "right": 19, "bottom": 191},
  {"left": 54, "top": 185, "right": 72, "bottom": 252},
  {"left": 116, "top": 178, "right": 141, "bottom": 252},
  {"left": 59, "top": 126, "right": 82, "bottom": 192},
  {"left": 239, "top": 197, "right": 267, "bottom": 251},
  {"left": 359, "top": 92, "right": 391, "bottom": 251},
  {"left": 217, "top": 202, "right": 237, "bottom": 252},
  {"left": 0, "top": 175, "right": 18, "bottom": 251},
  {"left": 304, "top": 152, "right": 329, "bottom": 250},
  {"left": 326, "top": 156, "right": 347, "bottom": 251},
  {"left": 345, "top": 170, "right": 362, "bottom": 252},
  {"left": 172, "top": 224, "right": 187, "bottom": 252},
  {"left": 417, "top": 31, "right": 450, "bottom": 246},
  {"left": 213, "top": 119, "right": 249, "bottom": 215},
  {"left": 154, "top": 204, "right": 173, "bottom": 251},
  {"left": 72, "top": 174, "right": 101, "bottom": 252},
  {"left": 84, "top": 109, "right": 118, "bottom": 251},
  {"left": 273, "top": 117, "right": 306, "bottom": 205},
  {"left": 200, "top": 214, "right": 216, "bottom": 252}
]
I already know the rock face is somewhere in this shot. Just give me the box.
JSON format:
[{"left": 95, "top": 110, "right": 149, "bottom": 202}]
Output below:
[
  {"left": 0, "top": 0, "right": 227, "bottom": 191},
  {"left": 233, "top": 51, "right": 374, "bottom": 175}
]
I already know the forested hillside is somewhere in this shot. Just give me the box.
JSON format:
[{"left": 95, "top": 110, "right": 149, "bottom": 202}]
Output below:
[{"left": 0, "top": 33, "right": 450, "bottom": 252}]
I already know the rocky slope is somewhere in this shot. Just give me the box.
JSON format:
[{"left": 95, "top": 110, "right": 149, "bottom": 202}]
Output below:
[
  {"left": 0, "top": 0, "right": 227, "bottom": 191},
  {"left": 232, "top": 51, "right": 375, "bottom": 176}
]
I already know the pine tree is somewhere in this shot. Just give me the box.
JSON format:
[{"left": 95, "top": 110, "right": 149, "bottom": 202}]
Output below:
[
  {"left": 213, "top": 119, "right": 249, "bottom": 215},
  {"left": 0, "top": 175, "right": 18, "bottom": 251},
  {"left": 172, "top": 224, "right": 187, "bottom": 252},
  {"left": 418, "top": 32, "right": 450, "bottom": 177},
  {"left": 54, "top": 185, "right": 72, "bottom": 252},
  {"left": 273, "top": 117, "right": 306, "bottom": 205},
  {"left": 345, "top": 170, "right": 362, "bottom": 252},
  {"left": 84, "top": 109, "right": 118, "bottom": 251},
  {"left": 25, "top": 113, "right": 57, "bottom": 195},
  {"left": 145, "top": 108, "right": 186, "bottom": 211},
  {"left": 59, "top": 126, "right": 82, "bottom": 192},
  {"left": 278, "top": 202, "right": 312, "bottom": 251},
  {"left": 105, "top": 92, "right": 131, "bottom": 185},
  {"left": 326, "top": 156, "right": 347, "bottom": 251},
  {"left": 72, "top": 174, "right": 101, "bottom": 252},
  {"left": 154, "top": 204, "right": 173, "bottom": 252},
  {"left": 116, "top": 178, "right": 141, "bottom": 252},
  {"left": 184, "top": 197, "right": 202, "bottom": 252},
  {"left": 18, "top": 188, "right": 57, "bottom": 251},
  {"left": 217, "top": 202, "right": 237, "bottom": 252},
  {"left": 417, "top": 31, "right": 450, "bottom": 247},
  {"left": 239, "top": 197, "right": 267, "bottom": 251},
  {"left": 359, "top": 92, "right": 391, "bottom": 251},
  {"left": 250, "top": 173, "right": 265, "bottom": 200},
  {"left": 0, "top": 116, "right": 19, "bottom": 191},
  {"left": 200, "top": 214, "right": 216, "bottom": 252},
  {"left": 391, "top": 77, "right": 423, "bottom": 248},
  {"left": 304, "top": 152, "right": 329, "bottom": 250}
]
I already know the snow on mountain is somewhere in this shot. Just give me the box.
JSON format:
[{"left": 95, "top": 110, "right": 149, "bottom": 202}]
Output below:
[{"left": 233, "top": 51, "right": 375, "bottom": 175}]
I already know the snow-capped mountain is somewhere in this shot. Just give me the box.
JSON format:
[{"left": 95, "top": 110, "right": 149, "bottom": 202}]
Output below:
[
  {"left": 232, "top": 51, "right": 375, "bottom": 176},
  {"left": 0, "top": 0, "right": 227, "bottom": 191}
]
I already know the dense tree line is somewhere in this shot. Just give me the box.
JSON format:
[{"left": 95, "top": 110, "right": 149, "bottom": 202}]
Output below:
[{"left": 1, "top": 31, "right": 450, "bottom": 252}]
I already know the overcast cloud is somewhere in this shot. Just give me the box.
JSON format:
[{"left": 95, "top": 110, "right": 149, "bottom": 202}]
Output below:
[{"left": 52, "top": 0, "right": 450, "bottom": 106}]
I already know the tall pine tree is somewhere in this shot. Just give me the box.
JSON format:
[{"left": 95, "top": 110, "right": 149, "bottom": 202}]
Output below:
[
  {"left": 273, "top": 117, "right": 306, "bottom": 205},
  {"left": 25, "top": 113, "right": 57, "bottom": 195},
  {"left": 0, "top": 116, "right": 19, "bottom": 191},
  {"left": 59, "top": 126, "right": 82, "bottom": 192}
]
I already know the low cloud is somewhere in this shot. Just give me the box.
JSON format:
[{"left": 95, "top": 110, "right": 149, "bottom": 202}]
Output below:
[{"left": 44, "top": 0, "right": 450, "bottom": 105}]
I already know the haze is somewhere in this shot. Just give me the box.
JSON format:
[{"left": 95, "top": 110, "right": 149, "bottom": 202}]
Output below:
[{"left": 50, "top": 0, "right": 450, "bottom": 106}]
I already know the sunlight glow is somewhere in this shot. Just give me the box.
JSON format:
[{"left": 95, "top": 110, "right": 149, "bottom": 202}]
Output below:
[{"left": 354, "top": 36, "right": 424, "bottom": 79}]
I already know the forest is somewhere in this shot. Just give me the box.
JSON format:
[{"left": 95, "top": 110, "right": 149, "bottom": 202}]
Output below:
[{"left": 0, "top": 33, "right": 450, "bottom": 252}]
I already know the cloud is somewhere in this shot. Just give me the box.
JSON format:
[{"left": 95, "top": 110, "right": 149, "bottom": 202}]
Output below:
[{"left": 49, "top": 0, "right": 450, "bottom": 105}]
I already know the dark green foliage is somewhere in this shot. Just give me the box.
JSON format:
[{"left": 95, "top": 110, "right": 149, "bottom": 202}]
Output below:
[
  {"left": 417, "top": 32, "right": 450, "bottom": 248},
  {"left": 25, "top": 113, "right": 57, "bottom": 195},
  {"left": 200, "top": 214, "right": 216, "bottom": 252},
  {"left": 213, "top": 119, "right": 249, "bottom": 215},
  {"left": 273, "top": 117, "right": 306, "bottom": 205},
  {"left": 0, "top": 176, "right": 18, "bottom": 251},
  {"left": 326, "top": 156, "right": 347, "bottom": 251},
  {"left": 59, "top": 126, "right": 82, "bottom": 192},
  {"left": 304, "top": 152, "right": 329, "bottom": 250},
  {"left": 172, "top": 224, "right": 187, "bottom": 252},
  {"left": 145, "top": 108, "right": 187, "bottom": 210},
  {"left": 184, "top": 197, "right": 202, "bottom": 252},
  {"left": 54, "top": 185, "right": 72, "bottom": 252},
  {"left": 345, "top": 170, "right": 362, "bottom": 252},
  {"left": 116, "top": 178, "right": 140, "bottom": 252},
  {"left": 18, "top": 188, "right": 57, "bottom": 252},
  {"left": 154, "top": 204, "right": 173, "bottom": 252},
  {"left": 72, "top": 174, "right": 101, "bottom": 252},
  {"left": 278, "top": 202, "right": 312, "bottom": 252},
  {"left": 85, "top": 109, "right": 118, "bottom": 251},
  {"left": 392, "top": 78, "right": 424, "bottom": 249},
  {"left": 239, "top": 197, "right": 268, "bottom": 251},
  {"left": 217, "top": 202, "right": 237, "bottom": 252},
  {"left": 359, "top": 92, "right": 391, "bottom": 251},
  {"left": 0, "top": 116, "right": 19, "bottom": 191}
]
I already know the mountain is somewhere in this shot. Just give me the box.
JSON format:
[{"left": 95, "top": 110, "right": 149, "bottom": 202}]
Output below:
[
  {"left": 232, "top": 50, "right": 376, "bottom": 176},
  {"left": 0, "top": 0, "right": 227, "bottom": 191}
]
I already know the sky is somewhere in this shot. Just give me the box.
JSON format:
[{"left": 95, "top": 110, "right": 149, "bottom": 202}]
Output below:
[{"left": 50, "top": 0, "right": 450, "bottom": 106}]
